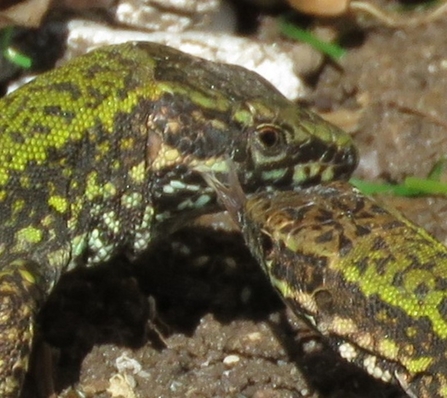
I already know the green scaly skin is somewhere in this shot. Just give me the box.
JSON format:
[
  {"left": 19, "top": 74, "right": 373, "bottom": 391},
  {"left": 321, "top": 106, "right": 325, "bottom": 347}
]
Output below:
[
  {"left": 207, "top": 176, "right": 447, "bottom": 398},
  {"left": 0, "top": 41, "right": 357, "bottom": 396}
]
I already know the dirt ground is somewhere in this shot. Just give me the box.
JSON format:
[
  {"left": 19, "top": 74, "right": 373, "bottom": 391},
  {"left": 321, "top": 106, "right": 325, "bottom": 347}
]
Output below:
[{"left": 15, "top": 3, "right": 447, "bottom": 398}]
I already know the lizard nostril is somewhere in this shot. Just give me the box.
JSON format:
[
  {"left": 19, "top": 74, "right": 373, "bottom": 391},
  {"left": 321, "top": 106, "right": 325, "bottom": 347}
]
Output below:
[{"left": 313, "top": 289, "right": 333, "bottom": 312}]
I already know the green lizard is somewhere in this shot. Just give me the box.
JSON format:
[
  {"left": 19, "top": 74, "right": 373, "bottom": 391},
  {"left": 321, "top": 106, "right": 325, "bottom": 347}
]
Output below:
[
  {"left": 202, "top": 169, "right": 447, "bottom": 398},
  {"left": 0, "top": 41, "right": 357, "bottom": 396}
]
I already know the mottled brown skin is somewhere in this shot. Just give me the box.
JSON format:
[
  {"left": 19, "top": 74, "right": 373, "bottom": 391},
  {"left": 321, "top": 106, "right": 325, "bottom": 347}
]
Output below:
[
  {"left": 0, "top": 41, "right": 357, "bottom": 396},
  {"left": 212, "top": 180, "right": 447, "bottom": 398}
]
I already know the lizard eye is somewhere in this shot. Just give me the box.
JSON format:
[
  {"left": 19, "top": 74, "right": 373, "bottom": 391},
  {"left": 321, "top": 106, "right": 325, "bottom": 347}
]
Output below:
[
  {"left": 255, "top": 124, "right": 285, "bottom": 153},
  {"left": 260, "top": 232, "right": 274, "bottom": 258}
]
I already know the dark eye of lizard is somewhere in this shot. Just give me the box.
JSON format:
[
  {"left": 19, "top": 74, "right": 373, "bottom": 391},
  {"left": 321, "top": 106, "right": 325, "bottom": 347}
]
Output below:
[
  {"left": 254, "top": 124, "right": 285, "bottom": 154},
  {"left": 260, "top": 232, "right": 274, "bottom": 256}
]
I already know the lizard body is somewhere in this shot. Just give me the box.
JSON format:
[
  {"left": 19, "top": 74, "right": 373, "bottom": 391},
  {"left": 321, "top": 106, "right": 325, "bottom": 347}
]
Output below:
[
  {"left": 203, "top": 171, "right": 447, "bottom": 398},
  {"left": 0, "top": 41, "right": 357, "bottom": 396}
]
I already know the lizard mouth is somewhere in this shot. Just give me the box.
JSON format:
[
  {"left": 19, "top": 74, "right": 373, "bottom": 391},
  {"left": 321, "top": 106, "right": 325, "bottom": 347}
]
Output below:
[
  {"left": 291, "top": 141, "right": 358, "bottom": 185},
  {"left": 246, "top": 141, "right": 358, "bottom": 189}
]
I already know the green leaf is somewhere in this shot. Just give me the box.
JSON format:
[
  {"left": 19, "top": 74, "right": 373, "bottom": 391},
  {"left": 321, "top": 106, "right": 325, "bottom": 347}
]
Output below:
[
  {"left": 0, "top": 27, "right": 32, "bottom": 69},
  {"left": 279, "top": 16, "right": 346, "bottom": 61}
]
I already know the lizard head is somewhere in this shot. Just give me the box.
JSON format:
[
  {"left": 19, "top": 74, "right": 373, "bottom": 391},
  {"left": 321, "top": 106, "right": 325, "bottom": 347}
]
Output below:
[
  {"left": 144, "top": 43, "right": 357, "bottom": 195},
  {"left": 142, "top": 43, "right": 357, "bottom": 225}
]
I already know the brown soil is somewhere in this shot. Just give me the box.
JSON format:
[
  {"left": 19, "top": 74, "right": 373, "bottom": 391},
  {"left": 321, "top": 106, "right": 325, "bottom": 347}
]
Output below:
[{"left": 19, "top": 6, "right": 447, "bottom": 398}]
